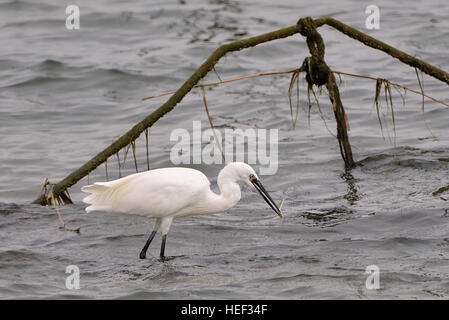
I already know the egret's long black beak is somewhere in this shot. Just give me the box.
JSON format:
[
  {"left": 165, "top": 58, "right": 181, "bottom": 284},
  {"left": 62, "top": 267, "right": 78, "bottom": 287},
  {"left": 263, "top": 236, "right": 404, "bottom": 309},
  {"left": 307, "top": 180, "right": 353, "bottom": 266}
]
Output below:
[{"left": 250, "top": 176, "right": 283, "bottom": 218}]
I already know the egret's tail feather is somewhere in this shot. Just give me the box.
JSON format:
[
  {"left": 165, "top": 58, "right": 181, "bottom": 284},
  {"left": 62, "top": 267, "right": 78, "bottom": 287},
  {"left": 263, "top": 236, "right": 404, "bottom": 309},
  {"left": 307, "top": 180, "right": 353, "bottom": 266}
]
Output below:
[
  {"left": 81, "top": 183, "right": 114, "bottom": 213},
  {"left": 81, "top": 183, "right": 110, "bottom": 193}
]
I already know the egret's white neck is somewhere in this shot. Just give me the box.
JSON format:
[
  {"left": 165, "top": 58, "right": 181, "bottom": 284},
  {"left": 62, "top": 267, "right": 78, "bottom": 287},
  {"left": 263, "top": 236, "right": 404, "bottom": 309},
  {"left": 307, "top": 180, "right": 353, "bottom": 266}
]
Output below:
[{"left": 205, "top": 165, "right": 242, "bottom": 214}]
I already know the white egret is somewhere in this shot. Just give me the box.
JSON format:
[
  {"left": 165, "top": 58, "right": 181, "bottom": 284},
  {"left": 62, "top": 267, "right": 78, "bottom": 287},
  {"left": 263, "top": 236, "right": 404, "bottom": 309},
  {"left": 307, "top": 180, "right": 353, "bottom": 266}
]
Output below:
[{"left": 81, "top": 162, "right": 282, "bottom": 261}]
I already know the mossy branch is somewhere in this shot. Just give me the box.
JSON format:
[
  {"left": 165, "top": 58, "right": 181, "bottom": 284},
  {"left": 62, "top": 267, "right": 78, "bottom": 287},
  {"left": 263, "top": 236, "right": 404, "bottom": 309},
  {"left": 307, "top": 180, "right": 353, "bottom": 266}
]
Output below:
[
  {"left": 33, "top": 17, "right": 449, "bottom": 205},
  {"left": 321, "top": 17, "right": 449, "bottom": 85}
]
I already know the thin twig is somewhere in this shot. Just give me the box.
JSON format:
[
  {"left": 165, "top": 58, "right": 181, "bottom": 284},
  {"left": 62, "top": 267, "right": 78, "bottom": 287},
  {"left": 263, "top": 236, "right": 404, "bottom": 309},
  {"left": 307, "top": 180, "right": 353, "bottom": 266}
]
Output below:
[
  {"left": 36, "top": 177, "right": 50, "bottom": 199},
  {"left": 49, "top": 190, "right": 80, "bottom": 233},
  {"left": 288, "top": 70, "right": 300, "bottom": 128},
  {"left": 310, "top": 86, "right": 337, "bottom": 138},
  {"left": 123, "top": 143, "right": 131, "bottom": 169},
  {"left": 142, "top": 69, "right": 299, "bottom": 101},
  {"left": 415, "top": 67, "right": 437, "bottom": 139},
  {"left": 201, "top": 86, "right": 225, "bottom": 163},
  {"left": 131, "top": 141, "right": 138, "bottom": 173},
  {"left": 116, "top": 152, "right": 122, "bottom": 178},
  {"left": 105, "top": 158, "right": 109, "bottom": 181},
  {"left": 384, "top": 82, "right": 397, "bottom": 157},
  {"left": 213, "top": 67, "right": 223, "bottom": 82},
  {"left": 143, "top": 68, "right": 449, "bottom": 110},
  {"left": 332, "top": 70, "right": 449, "bottom": 108},
  {"left": 296, "top": 72, "right": 300, "bottom": 126},
  {"left": 145, "top": 129, "right": 150, "bottom": 171}
]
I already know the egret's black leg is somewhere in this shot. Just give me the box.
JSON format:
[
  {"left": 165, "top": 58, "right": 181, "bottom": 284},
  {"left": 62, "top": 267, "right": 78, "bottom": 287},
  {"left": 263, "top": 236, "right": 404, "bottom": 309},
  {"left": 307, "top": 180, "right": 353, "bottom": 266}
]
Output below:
[
  {"left": 139, "top": 230, "right": 157, "bottom": 259},
  {"left": 159, "top": 234, "right": 167, "bottom": 261}
]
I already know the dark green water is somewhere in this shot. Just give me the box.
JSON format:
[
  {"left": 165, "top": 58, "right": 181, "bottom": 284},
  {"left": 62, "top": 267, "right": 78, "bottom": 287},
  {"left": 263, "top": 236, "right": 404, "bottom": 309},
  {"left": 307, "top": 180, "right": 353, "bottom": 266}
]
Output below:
[{"left": 0, "top": 0, "right": 448, "bottom": 299}]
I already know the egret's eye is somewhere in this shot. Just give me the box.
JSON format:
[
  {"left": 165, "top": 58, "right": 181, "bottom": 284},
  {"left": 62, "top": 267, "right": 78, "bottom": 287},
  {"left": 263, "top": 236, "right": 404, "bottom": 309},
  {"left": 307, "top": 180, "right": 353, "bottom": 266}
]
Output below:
[{"left": 249, "top": 174, "right": 257, "bottom": 182}]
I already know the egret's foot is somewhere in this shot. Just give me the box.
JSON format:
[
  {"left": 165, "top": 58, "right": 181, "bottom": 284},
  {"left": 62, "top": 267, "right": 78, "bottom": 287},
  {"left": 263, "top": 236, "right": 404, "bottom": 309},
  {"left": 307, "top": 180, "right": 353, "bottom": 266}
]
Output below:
[
  {"left": 139, "top": 251, "right": 147, "bottom": 259},
  {"left": 158, "top": 255, "right": 178, "bottom": 262}
]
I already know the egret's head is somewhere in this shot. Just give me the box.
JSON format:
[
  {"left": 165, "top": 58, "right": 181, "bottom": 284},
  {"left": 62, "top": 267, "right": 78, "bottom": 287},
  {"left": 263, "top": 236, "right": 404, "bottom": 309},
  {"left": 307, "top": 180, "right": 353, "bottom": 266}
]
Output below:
[
  {"left": 222, "top": 162, "right": 282, "bottom": 218},
  {"left": 225, "top": 162, "right": 258, "bottom": 184}
]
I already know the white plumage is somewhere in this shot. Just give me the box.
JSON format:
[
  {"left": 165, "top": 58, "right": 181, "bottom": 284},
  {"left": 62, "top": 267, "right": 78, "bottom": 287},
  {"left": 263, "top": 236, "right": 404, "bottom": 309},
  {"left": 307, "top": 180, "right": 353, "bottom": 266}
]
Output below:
[{"left": 81, "top": 162, "right": 281, "bottom": 261}]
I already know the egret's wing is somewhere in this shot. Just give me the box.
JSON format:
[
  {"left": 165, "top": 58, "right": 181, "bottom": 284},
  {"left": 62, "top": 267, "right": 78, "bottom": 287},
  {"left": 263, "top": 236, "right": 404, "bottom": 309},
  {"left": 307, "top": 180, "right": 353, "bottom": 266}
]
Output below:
[{"left": 81, "top": 168, "right": 210, "bottom": 217}]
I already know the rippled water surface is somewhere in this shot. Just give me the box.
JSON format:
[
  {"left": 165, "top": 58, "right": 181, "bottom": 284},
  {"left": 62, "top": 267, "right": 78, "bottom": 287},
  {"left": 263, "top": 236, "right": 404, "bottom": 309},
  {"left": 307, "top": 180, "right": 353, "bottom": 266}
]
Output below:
[{"left": 1, "top": 0, "right": 449, "bottom": 299}]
